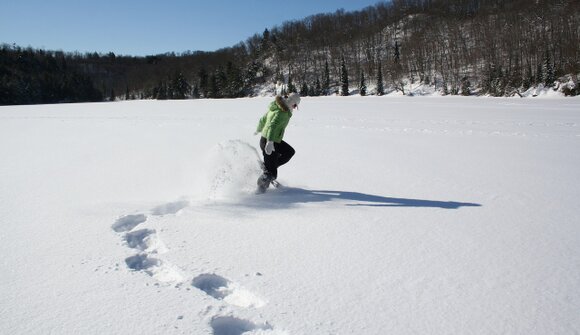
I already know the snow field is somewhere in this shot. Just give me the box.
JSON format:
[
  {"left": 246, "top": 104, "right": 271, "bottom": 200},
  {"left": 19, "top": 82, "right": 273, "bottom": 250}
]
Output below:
[{"left": 1, "top": 96, "right": 579, "bottom": 334}]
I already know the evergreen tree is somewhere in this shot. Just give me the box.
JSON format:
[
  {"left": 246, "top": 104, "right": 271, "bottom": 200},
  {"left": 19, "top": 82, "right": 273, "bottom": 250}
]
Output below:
[
  {"left": 323, "top": 60, "right": 331, "bottom": 95},
  {"left": 460, "top": 77, "right": 471, "bottom": 96},
  {"left": 308, "top": 84, "right": 316, "bottom": 97},
  {"left": 172, "top": 72, "right": 190, "bottom": 99},
  {"left": 544, "top": 50, "right": 555, "bottom": 87},
  {"left": 523, "top": 63, "right": 533, "bottom": 90},
  {"left": 151, "top": 86, "right": 158, "bottom": 100},
  {"left": 226, "top": 61, "right": 243, "bottom": 97},
  {"left": 287, "top": 72, "right": 296, "bottom": 93},
  {"left": 208, "top": 73, "right": 219, "bottom": 98},
  {"left": 315, "top": 78, "right": 322, "bottom": 96},
  {"left": 167, "top": 81, "right": 174, "bottom": 99},
  {"left": 376, "top": 63, "right": 384, "bottom": 96},
  {"left": 394, "top": 41, "right": 401, "bottom": 64},
  {"left": 260, "top": 29, "right": 271, "bottom": 54},
  {"left": 245, "top": 61, "right": 260, "bottom": 88},
  {"left": 536, "top": 61, "right": 544, "bottom": 85},
  {"left": 216, "top": 67, "right": 227, "bottom": 98},
  {"left": 155, "top": 81, "right": 167, "bottom": 100},
  {"left": 487, "top": 65, "right": 505, "bottom": 96},
  {"left": 359, "top": 70, "right": 367, "bottom": 96},
  {"left": 192, "top": 85, "right": 200, "bottom": 99},
  {"left": 300, "top": 82, "right": 309, "bottom": 96},
  {"left": 198, "top": 68, "right": 209, "bottom": 98},
  {"left": 340, "top": 56, "right": 349, "bottom": 96}
]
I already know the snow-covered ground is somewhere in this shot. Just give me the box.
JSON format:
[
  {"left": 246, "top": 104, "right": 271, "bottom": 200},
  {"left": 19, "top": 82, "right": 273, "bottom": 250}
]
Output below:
[{"left": 1, "top": 96, "right": 579, "bottom": 335}]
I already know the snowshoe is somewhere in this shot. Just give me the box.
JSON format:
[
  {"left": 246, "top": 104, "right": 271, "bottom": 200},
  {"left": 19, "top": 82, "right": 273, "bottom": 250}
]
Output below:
[{"left": 256, "top": 174, "right": 273, "bottom": 194}]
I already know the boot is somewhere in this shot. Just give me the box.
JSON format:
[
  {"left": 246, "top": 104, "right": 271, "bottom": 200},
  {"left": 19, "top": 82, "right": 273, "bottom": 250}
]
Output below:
[{"left": 256, "top": 173, "right": 275, "bottom": 194}]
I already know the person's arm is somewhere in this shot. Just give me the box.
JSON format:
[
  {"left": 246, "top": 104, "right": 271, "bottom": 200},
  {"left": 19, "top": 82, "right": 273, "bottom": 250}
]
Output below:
[{"left": 256, "top": 114, "right": 267, "bottom": 134}]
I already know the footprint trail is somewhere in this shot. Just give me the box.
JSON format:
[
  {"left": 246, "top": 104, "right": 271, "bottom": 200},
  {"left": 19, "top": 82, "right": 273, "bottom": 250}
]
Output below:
[
  {"left": 111, "top": 201, "right": 186, "bottom": 284},
  {"left": 111, "top": 187, "right": 287, "bottom": 333}
]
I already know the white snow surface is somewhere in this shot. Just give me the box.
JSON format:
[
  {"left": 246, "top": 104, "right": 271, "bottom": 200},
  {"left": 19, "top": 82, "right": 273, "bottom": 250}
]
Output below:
[{"left": 1, "top": 96, "right": 579, "bottom": 334}]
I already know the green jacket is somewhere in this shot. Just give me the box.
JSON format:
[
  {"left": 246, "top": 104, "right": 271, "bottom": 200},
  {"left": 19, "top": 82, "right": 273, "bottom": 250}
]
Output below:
[{"left": 256, "top": 96, "right": 293, "bottom": 143}]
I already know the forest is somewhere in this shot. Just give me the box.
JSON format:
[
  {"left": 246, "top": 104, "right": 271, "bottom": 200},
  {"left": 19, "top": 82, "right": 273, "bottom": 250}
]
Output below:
[{"left": 1, "top": 0, "right": 579, "bottom": 105}]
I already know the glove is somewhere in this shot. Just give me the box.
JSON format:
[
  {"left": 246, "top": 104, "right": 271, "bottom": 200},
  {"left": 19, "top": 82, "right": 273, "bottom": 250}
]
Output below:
[
  {"left": 265, "top": 141, "right": 275, "bottom": 155},
  {"left": 254, "top": 131, "right": 260, "bottom": 136}
]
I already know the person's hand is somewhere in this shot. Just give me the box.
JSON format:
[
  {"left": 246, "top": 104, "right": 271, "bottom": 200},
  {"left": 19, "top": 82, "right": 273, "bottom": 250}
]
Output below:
[
  {"left": 254, "top": 131, "right": 260, "bottom": 136},
  {"left": 265, "top": 141, "right": 275, "bottom": 155}
]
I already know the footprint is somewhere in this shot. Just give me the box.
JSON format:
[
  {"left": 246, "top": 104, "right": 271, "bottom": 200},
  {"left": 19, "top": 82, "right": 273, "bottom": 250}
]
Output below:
[
  {"left": 151, "top": 200, "right": 189, "bottom": 216},
  {"left": 125, "top": 254, "right": 183, "bottom": 283},
  {"left": 210, "top": 316, "right": 272, "bottom": 335},
  {"left": 124, "top": 229, "right": 168, "bottom": 254},
  {"left": 112, "top": 214, "right": 147, "bottom": 232},
  {"left": 192, "top": 274, "right": 266, "bottom": 308},
  {"left": 125, "top": 253, "right": 160, "bottom": 271}
]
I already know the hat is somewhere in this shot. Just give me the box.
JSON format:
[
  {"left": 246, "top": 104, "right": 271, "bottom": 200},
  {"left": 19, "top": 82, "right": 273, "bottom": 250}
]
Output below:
[{"left": 285, "top": 93, "right": 301, "bottom": 109}]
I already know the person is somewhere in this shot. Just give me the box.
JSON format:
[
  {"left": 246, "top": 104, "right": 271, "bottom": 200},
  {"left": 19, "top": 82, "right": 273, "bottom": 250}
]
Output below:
[{"left": 255, "top": 93, "right": 301, "bottom": 192}]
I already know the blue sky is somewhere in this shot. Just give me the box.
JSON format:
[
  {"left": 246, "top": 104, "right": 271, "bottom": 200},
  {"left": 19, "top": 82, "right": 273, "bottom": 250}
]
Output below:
[{"left": 0, "top": 0, "right": 384, "bottom": 56}]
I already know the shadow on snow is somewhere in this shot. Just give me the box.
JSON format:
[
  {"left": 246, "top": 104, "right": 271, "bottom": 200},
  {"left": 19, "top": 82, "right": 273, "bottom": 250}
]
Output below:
[{"left": 244, "top": 187, "right": 481, "bottom": 209}]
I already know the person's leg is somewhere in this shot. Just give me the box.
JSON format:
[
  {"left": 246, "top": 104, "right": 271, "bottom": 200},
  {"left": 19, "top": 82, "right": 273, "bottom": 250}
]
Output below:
[
  {"left": 275, "top": 140, "right": 295, "bottom": 167},
  {"left": 260, "top": 137, "right": 278, "bottom": 179}
]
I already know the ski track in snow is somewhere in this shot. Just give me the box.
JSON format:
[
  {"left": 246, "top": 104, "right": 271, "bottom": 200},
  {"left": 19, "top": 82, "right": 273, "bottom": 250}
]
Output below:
[{"left": 110, "top": 141, "right": 282, "bottom": 334}]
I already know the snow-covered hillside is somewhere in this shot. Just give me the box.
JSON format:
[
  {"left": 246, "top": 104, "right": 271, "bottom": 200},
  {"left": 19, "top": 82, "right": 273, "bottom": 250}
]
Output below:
[{"left": 1, "top": 96, "right": 579, "bottom": 334}]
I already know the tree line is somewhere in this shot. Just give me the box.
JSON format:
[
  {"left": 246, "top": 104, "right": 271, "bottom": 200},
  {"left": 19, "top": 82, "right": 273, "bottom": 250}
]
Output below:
[
  {"left": 0, "top": 47, "right": 102, "bottom": 105},
  {"left": 1, "top": 0, "right": 579, "bottom": 105}
]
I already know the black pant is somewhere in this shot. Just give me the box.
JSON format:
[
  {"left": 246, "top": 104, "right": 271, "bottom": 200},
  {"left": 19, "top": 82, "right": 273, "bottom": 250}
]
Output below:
[{"left": 260, "top": 137, "right": 295, "bottom": 180}]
